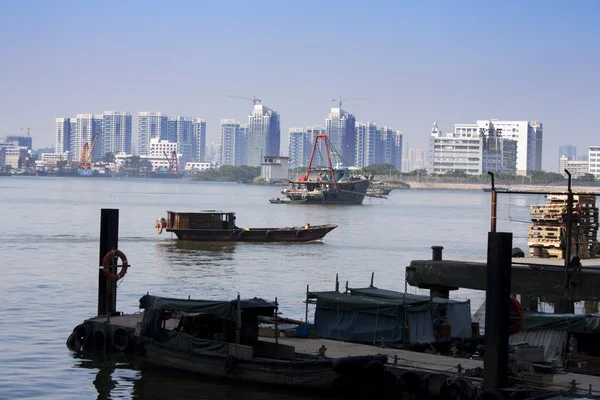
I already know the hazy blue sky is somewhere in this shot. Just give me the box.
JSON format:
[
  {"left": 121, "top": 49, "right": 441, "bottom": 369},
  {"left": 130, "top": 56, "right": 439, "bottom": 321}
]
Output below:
[{"left": 1, "top": 0, "right": 598, "bottom": 171}]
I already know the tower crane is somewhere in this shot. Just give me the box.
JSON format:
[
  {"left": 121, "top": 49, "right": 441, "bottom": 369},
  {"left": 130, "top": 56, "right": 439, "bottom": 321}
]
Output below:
[
  {"left": 226, "top": 95, "right": 262, "bottom": 106},
  {"left": 163, "top": 151, "right": 179, "bottom": 174},
  {"left": 331, "top": 96, "right": 372, "bottom": 109}
]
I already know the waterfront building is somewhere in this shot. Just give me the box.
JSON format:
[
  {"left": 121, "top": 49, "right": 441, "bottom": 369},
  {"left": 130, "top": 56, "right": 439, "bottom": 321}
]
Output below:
[
  {"left": 378, "top": 127, "right": 402, "bottom": 171},
  {"left": 220, "top": 119, "right": 246, "bottom": 166},
  {"left": 167, "top": 117, "right": 178, "bottom": 143},
  {"left": 589, "top": 146, "right": 600, "bottom": 178},
  {"left": 101, "top": 111, "right": 132, "bottom": 158},
  {"left": 325, "top": 107, "right": 356, "bottom": 166},
  {"left": 193, "top": 118, "right": 207, "bottom": 162},
  {"left": 428, "top": 122, "right": 517, "bottom": 175},
  {"left": 171, "top": 117, "right": 194, "bottom": 165},
  {"left": 184, "top": 162, "right": 213, "bottom": 172},
  {"left": 288, "top": 126, "right": 328, "bottom": 169},
  {"left": 138, "top": 112, "right": 168, "bottom": 156},
  {"left": 206, "top": 142, "right": 220, "bottom": 165},
  {"left": 261, "top": 156, "right": 289, "bottom": 183},
  {"left": 246, "top": 104, "right": 280, "bottom": 167},
  {"left": 55, "top": 118, "right": 71, "bottom": 155},
  {"left": 92, "top": 114, "right": 104, "bottom": 161},
  {"left": 559, "top": 156, "right": 589, "bottom": 178}
]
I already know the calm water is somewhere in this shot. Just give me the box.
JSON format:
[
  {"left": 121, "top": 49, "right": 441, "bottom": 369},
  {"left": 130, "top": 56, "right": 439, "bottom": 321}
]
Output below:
[{"left": 0, "top": 176, "right": 490, "bottom": 399}]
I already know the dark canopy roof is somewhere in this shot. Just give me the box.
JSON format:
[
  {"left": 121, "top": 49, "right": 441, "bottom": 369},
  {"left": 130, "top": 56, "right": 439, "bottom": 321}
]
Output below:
[{"left": 139, "top": 295, "right": 275, "bottom": 319}]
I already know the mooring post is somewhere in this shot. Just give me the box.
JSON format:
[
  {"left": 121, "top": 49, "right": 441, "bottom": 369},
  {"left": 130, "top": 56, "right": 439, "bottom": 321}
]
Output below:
[
  {"left": 305, "top": 285, "right": 309, "bottom": 325},
  {"left": 431, "top": 246, "right": 444, "bottom": 261},
  {"left": 564, "top": 169, "right": 573, "bottom": 288},
  {"left": 488, "top": 172, "right": 497, "bottom": 233},
  {"left": 98, "top": 209, "right": 119, "bottom": 317},
  {"left": 483, "top": 232, "right": 513, "bottom": 392},
  {"left": 335, "top": 273, "right": 339, "bottom": 292}
]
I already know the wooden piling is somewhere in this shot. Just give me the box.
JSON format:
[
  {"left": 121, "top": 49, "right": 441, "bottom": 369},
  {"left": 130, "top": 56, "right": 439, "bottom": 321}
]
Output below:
[
  {"left": 98, "top": 209, "right": 119, "bottom": 317},
  {"left": 483, "top": 232, "right": 512, "bottom": 392}
]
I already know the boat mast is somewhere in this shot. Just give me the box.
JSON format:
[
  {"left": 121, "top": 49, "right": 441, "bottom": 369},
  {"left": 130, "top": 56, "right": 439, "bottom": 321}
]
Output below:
[{"left": 303, "top": 134, "right": 338, "bottom": 190}]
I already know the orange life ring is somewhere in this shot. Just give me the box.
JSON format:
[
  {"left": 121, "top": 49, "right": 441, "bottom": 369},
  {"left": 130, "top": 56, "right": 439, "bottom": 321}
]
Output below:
[
  {"left": 156, "top": 220, "right": 164, "bottom": 234},
  {"left": 102, "top": 249, "right": 128, "bottom": 281},
  {"left": 509, "top": 296, "right": 523, "bottom": 335}
]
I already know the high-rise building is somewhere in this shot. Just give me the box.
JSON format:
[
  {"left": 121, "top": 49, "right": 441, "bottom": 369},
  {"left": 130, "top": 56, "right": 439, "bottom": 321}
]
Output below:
[
  {"left": 93, "top": 114, "right": 103, "bottom": 161},
  {"left": 379, "top": 127, "right": 402, "bottom": 171},
  {"left": 220, "top": 119, "right": 246, "bottom": 166},
  {"left": 73, "top": 114, "right": 95, "bottom": 164},
  {"left": 559, "top": 156, "right": 589, "bottom": 178},
  {"left": 246, "top": 104, "right": 280, "bottom": 167},
  {"left": 453, "top": 119, "right": 542, "bottom": 175},
  {"left": 171, "top": 117, "right": 194, "bottom": 164},
  {"left": 355, "top": 122, "right": 378, "bottom": 168},
  {"left": 55, "top": 118, "right": 71, "bottom": 155},
  {"left": 288, "top": 128, "right": 306, "bottom": 170},
  {"left": 206, "top": 142, "right": 220, "bottom": 165},
  {"left": 138, "top": 112, "right": 168, "bottom": 156},
  {"left": 325, "top": 107, "right": 356, "bottom": 166},
  {"left": 167, "top": 117, "right": 178, "bottom": 143},
  {"left": 6, "top": 136, "right": 32, "bottom": 150},
  {"left": 193, "top": 119, "right": 207, "bottom": 162},
  {"left": 559, "top": 144, "right": 577, "bottom": 160},
  {"left": 102, "top": 111, "right": 132, "bottom": 157},
  {"left": 407, "top": 148, "right": 426, "bottom": 172}
]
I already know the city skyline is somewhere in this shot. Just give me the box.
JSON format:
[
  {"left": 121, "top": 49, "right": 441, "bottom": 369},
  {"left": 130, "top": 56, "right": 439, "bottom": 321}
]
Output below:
[{"left": 1, "top": 1, "right": 599, "bottom": 172}]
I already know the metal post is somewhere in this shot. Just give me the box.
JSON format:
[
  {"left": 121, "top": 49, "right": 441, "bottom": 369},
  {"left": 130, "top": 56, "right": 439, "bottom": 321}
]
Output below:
[
  {"left": 236, "top": 293, "right": 241, "bottom": 344},
  {"left": 564, "top": 169, "right": 573, "bottom": 288},
  {"left": 489, "top": 172, "right": 497, "bottom": 233},
  {"left": 432, "top": 246, "right": 444, "bottom": 261},
  {"left": 370, "top": 271, "right": 374, "bottom": 287},
  {"left": 335, "top": 273, "right": 339, "bottom": 292},
  {"left": 305, "top": 285, "right": 309, "bottom": 325},
  {"left": 483, "top": 232, "right": 513, "bottom": 392},
  {"left": 98, "top": 209, "right": 119, "bottom": 317},
  {"left": 274, "top": 297, "right": 279, "bottom": 357}
]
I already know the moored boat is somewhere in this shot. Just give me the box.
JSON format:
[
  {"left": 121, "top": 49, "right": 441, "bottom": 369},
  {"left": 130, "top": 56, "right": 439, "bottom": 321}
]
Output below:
[
  {"left": 135, "top": 294, "right": 388, "bottom": 391},
  {"left": 280, "top": 134, "right": 372, "bottom": 205},
  {"left": 155, "top": 210, "right": 337, "bottom": 242}
]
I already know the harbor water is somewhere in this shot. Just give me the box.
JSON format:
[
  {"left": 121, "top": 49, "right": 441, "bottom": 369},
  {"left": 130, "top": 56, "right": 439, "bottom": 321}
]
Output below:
[{"left": 1, "top": 177, "right": 491, "bottom": 399}]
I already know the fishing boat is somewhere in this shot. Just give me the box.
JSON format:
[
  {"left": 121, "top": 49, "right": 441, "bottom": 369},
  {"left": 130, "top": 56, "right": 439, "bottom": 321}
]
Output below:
[
  {"left": 135, "top": 294, "right": 388, "bottom": 392},
  {"left": 281, "top": 134, "right": 371, "bottom": 205},
  {"left": 155, "top": 210, "right": 337, "bottom": 242}
]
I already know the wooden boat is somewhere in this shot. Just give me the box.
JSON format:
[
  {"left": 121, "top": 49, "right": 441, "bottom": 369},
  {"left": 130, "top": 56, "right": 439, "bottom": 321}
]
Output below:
[
  {"left": 156, "top": 210, "right": 337, "bottom": 242},
  {"left": 135, "top": 295, "right": 389, "bottom": 392}
]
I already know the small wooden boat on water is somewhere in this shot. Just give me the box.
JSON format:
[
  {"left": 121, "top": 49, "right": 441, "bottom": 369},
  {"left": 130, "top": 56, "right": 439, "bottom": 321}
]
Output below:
[
  {"left": 155, "top": 210, "right": 337, "bottom": 242},
  {"left": 135, "top": 295, "right": 388, "bottom": 392}
]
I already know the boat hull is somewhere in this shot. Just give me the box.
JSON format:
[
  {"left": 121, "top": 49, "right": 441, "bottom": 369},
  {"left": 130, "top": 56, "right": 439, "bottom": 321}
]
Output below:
[
  {"left": 141, "top": 342, "right": 387, "bottom": 391},
  {"left": 283, "top": 179, "right": 370, "bottom": 205},
  {"left": 167, "top": 225, "right": 337, "bottom": 243}
]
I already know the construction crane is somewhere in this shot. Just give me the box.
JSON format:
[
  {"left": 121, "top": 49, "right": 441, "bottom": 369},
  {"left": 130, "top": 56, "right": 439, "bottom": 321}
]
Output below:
[
  {"left": 79, "top": 129, "right": 100, "bottom": 170},
  {"left": 163, "top": 151, "right": 179, "bottom": 174},
  {"left": 226, "top": 95, "right": 262, "bottom": 106},
  {"left": 331, "top": 96, "right": 372, "bottom": 109}
]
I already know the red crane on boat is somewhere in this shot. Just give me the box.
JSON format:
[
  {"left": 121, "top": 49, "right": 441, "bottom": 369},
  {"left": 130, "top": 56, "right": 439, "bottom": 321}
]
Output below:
[{"left": 303, "top": 134, "right": 338, "bottom": 190}]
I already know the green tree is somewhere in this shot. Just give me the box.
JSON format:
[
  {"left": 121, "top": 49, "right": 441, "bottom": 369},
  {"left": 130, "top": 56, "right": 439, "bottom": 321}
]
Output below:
[
  {"left": 102, "top": 152, "right": 116, "bottom": 163},
  {"left": 362, "top": 164, "right": 399, "bottom": 175},
  {"left": 575, "top": 173, "right": 596, "bottom": 182}
]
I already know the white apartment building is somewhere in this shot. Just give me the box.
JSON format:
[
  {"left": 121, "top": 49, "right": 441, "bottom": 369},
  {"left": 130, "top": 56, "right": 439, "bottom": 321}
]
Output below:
[
  {"left": 559, "top": 156, "right": 589, "bottom": 178},
  {"left": 325, "top": 108, "right": 355, "bottom": 165},
  {"left": 102, "top": 111, "right": 132, "bottom": 157},
  {"left": 220, "top": 119, "right": 244, "bottom": 166},
  {"left": 453, "top": 120, "right": 542, "bottom": 175},
  {"left": 185, "top": 162, "right": 213, "bottom": 172},
  {"left": 589, "top": 146, "right": 600, "bottom": 178},
  {"left": 55, "top": 118, "right": 70, "bottom": 155},
  {"left": 355, "top": 122, "right": 378, "bottom": 168},
  {"left": 428, "top": 122, "right": 517, "bottom": 175},
  {"left": 246, "top": 104, "right": 280, "bottom": 167},
  {"left": 138, "top": 112, "right": 168, "bottom": 156},
  {"left": 194, "top": 118, "right": 207, "bottom": 162},
  {"left": 288, "top": 128, "right": 306, "bottom": 169}
]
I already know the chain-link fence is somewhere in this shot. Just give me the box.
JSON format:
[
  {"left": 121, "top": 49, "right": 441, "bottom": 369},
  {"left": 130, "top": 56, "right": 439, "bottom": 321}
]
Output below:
[{"left": 494, "top": 187, "right": 600, "bottom": 267}]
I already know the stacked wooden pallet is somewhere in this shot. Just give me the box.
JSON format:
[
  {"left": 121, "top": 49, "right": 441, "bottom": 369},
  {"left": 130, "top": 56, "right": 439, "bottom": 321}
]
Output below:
[{"left": 528, "top": 194, "right": 598, "bottom": 259}]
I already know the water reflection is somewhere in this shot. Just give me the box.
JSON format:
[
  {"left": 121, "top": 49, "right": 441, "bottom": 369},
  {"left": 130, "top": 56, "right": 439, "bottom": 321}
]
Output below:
[{"left": 70, "top": 351, "right": 333, "bottom": 400}]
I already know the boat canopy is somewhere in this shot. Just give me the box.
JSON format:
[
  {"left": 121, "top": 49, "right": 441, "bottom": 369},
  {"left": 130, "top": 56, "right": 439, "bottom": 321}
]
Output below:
[
  {"left": 139, "top": 295, "right": 275, "bottom": 318},
  {"left": 308, "top": 288, "right": 472, "bottom": 344}
]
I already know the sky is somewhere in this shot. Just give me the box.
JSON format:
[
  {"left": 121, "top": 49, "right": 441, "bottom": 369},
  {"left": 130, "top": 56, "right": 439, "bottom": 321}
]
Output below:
[{"left": 1, "top": 0, "right": 598, "bottom": 172}]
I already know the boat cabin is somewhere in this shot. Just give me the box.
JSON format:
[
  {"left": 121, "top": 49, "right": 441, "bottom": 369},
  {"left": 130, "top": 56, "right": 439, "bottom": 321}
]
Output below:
[{"left": 166, "top": 210, "right": 237, "bottom": 230}]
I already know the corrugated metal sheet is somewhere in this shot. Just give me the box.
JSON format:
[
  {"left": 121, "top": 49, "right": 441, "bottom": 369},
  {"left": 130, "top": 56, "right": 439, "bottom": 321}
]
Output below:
[{"left": 509, "top": 329, "right": 568, "bottom": 364}]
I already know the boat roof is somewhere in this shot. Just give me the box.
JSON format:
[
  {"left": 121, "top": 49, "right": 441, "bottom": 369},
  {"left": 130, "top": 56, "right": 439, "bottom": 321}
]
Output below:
[{"left": 167, "top": 210, "right": 235, "bottom": 215}]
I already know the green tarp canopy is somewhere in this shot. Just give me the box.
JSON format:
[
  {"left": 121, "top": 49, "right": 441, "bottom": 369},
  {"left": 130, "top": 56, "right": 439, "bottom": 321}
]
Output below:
[{"left": 139, "top": 294, "right": 275, "bottom": 319}]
